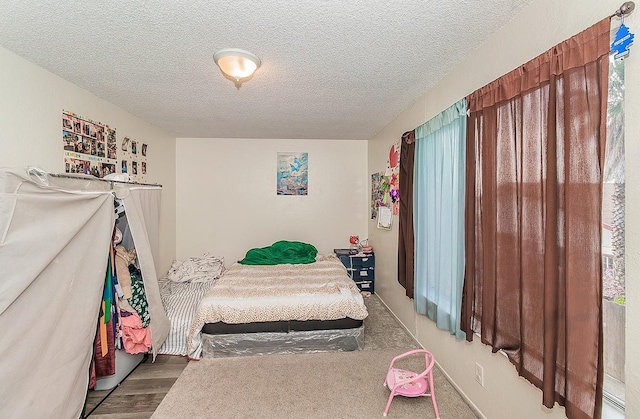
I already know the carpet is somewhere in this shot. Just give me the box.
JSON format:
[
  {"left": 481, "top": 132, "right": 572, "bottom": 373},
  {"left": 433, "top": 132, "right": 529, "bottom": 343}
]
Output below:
[
  {"left": 152, "top": 296, "right": 478, "bottom": 418},
  {"left": 152, "top": 349, "right": 477, "bottom": 419},
  {"left": 361, "top": 295, "right": 421, "bottom": 351}
]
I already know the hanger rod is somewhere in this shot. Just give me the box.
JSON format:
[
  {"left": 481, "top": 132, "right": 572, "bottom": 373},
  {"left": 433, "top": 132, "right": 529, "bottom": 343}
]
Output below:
[
  {"left": 48, "top": 173, "right": 162, "bottom": 187},
  {"left": 612, "top": 1, "right": 635, "bottom": 18}
]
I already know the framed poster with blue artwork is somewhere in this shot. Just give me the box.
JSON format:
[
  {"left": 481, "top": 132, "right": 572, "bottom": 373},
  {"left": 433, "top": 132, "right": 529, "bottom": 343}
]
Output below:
[{"left": 277, "top": 152, "right": 308, "bottom": 195}]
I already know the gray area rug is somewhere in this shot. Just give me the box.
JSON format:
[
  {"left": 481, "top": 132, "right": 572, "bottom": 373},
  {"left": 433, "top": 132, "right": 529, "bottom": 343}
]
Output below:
[
  {"left": 362, "top": 294, "right": 420, "bottom": 351},
  {"left": 152, "top": 296, "right": 477, "bottom": 419}
]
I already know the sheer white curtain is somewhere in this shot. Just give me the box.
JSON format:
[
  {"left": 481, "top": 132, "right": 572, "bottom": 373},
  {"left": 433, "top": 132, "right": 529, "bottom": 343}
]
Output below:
[{"left": 413, "top": 99, "right": 466, "bottom": 339}]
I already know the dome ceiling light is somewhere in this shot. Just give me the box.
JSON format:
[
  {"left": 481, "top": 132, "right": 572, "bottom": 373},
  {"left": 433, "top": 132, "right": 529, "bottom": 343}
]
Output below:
[{"left": 213, "top": 48, "right": 261, "bottom": 89}]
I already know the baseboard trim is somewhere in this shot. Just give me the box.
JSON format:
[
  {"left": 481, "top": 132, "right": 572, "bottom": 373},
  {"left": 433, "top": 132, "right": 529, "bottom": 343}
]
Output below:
[{"left": 374, "top": 294, "right": 487, "bottom": 419}]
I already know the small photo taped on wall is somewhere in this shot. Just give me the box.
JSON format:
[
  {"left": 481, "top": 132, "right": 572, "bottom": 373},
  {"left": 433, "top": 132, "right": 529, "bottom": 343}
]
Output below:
[
  {"left": 102, "top": 163, "right": 116, "bottom": 177},
  {"left": 132, "top": 161, "right": 138, "bottom": 175}
]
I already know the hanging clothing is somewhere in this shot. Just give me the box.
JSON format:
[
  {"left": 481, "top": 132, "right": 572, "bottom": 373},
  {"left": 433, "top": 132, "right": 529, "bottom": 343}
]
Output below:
[
  {"left": 98, "top": 248, "right": 116, "bottom": 356},
  {"left": 92, "top": 317, "right": 116, "bottom": 379},
  {"left": 102, "top": 246, "right": 115, "bottom": 323},
  {"left": 114, "top": 244, "right": 136, "bottom": 300},
  {"left": 121, "top": 311, "right": 152, "bottom": 354},
  {"left": 128, "top": 269, "right": 151, "bottom": 327}
]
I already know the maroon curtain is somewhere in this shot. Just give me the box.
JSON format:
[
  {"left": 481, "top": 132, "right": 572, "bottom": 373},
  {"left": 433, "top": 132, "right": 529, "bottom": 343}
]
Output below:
[
  {"left": 461, "top": 19, "right": 610, "bottom": 419},
  {"left": 397, "top": 130, "right": 415, "bottom": 298}
]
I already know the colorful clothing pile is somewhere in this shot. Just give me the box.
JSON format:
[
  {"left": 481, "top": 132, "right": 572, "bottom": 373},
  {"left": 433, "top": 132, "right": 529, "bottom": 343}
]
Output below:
[
  {"left": 120, "top": 310, "right": 152, "bottom": 354},
  {"left": 90, "top": 233, "right": 152, "bottom": 387}
]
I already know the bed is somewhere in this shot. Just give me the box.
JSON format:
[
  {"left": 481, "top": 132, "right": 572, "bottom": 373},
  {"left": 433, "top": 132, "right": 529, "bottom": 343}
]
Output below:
[
  {"left": 157, "top": 253, "right": 225, "bottom": 356},
  {"left": 157, "top": 279, "right": 213, "bottom": 356},
  {"left": 186, "top": 250, "right": 369, "bottom": 359}
]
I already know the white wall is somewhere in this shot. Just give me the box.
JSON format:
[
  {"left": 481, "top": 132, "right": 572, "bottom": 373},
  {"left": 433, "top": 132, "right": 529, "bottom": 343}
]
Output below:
[
  {"left": 0, "top": 45, "right": 177, "bottom": 274},
  {"left": 176, "top": 138, "right": 368, "bottom": 265},
  {"left": 368, "top": 0, "right": 640, "bottom": 418}
]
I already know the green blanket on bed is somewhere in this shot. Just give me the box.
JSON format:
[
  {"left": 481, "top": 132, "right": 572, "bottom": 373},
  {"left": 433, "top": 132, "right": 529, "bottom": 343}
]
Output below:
[{"left": 238, "top": 240, "right": 318, "bottom": 265}]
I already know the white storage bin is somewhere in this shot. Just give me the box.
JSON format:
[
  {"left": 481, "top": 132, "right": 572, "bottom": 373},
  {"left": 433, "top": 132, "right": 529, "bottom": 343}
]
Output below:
[{"left": 94, "top": 350, "right": 144, "bottom": 390}]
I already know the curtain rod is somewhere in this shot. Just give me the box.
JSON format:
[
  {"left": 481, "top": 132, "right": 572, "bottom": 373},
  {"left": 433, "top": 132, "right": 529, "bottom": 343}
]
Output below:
[
  {"left": 47, "top": 172, "right": 162, "bottom": 188},
  {"left": 611, "top": 1, "right": 635, "bottom": 18},
  {"left": 402, "top": 3, "right": 634, "bottom": 142}
]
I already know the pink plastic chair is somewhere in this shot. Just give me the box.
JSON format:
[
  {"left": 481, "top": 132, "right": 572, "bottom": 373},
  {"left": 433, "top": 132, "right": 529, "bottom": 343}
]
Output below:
[{"left": 383, "top": 349, "right": 440, "bottom": 418}]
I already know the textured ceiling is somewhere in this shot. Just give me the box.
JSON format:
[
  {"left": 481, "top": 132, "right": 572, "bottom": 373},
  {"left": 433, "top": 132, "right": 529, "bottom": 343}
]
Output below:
[{"left": 0, "top": 1, "right": 532, "bottom": 139}]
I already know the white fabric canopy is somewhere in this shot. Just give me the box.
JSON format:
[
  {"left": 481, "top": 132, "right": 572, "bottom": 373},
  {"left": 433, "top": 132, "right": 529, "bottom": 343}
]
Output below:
[
  {"left": 0, "top": 168, "right": 169, "bottom": 418},
  {"left": 115, "top": 185, "right": 169, "bottom": 359}
]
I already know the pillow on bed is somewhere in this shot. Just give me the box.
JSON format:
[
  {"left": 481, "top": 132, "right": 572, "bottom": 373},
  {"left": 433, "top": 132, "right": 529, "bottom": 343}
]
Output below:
[{"left": 238, "top": 240, "right": 317, "bottom": 265}]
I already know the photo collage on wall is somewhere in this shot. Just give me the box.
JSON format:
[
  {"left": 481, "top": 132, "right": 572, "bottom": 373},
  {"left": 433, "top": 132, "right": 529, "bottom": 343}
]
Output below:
[
  {"left": 385, "top": 140, "right": 400, "bottom": 215},
  {"left": 370, "top": 172, "right": 384, "bottom": 219},
  {"left": 62, "top": 111, "right": 117, "bottom": 178},
  {"left": 370, "top": 141, "right": 401, "bottom": 222},
  {"left": 62, "top": 110, "right": 150, "bottom": 183},
  {"left": 120, "top": 136, "right": 148, "bottom": 183}
]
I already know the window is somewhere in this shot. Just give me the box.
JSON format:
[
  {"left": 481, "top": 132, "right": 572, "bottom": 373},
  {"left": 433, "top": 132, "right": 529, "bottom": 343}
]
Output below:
[
  {"left": 413, "top": 100, "right": 466, "bottom": 338},
  {"left": 602, "top": 55, "right": 625, "bottom": 412},
  {"left": 461, "top": 20, "right": 611, "bottom": 418},
  {"left": 603, "top": 255, "right": 615, "bottom": 271}
]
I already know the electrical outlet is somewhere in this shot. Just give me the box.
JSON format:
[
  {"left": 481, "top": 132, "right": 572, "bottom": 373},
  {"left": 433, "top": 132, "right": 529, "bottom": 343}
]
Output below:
[{"left": 475, "top": 362, "right": 484, "bottom": 386}]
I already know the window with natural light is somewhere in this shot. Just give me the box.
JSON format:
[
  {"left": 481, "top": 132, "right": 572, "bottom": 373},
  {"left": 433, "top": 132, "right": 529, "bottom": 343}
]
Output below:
[{"left": 602, "top": 55, "right": 625, "bottom": 413}]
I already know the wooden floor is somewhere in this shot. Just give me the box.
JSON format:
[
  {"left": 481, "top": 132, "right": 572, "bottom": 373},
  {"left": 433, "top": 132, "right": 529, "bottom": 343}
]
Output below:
[{"left": 84, "top": 355, "right": 188, "bottom": 418}]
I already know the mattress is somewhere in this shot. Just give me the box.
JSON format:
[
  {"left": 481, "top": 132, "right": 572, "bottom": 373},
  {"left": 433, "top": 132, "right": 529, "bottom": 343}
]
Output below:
[
  {"left": 201, "top": 317, "right": 363, "bottom": 334},
  {"left": 187, "top": 254, "right": 369, "bottom": 359}
]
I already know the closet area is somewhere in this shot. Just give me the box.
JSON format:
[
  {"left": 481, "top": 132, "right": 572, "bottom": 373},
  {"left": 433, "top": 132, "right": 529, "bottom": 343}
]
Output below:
[
  {"left": 86, "top": 197, "right": 151, "bottom": 415},
  {"left": 0, "top": 167, "right": 169, "bottom": 419}
]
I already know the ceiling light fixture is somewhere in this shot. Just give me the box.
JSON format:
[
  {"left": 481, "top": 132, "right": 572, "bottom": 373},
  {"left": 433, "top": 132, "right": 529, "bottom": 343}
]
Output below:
[{"left": 213, "top": 48, "right": 261, "bottom": 89}]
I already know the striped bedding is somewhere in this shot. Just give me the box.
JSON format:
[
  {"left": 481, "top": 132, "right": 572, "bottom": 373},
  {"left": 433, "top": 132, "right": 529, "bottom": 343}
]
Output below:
[
  {"left": 187, "top": 254, "right": 369, "bottom": 359},
  {"left": 157, "top": 279, "right": 213, "bottom": 356}
]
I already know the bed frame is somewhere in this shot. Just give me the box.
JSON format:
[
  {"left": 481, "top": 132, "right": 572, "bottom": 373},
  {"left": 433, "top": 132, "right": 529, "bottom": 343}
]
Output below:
[{"left": 200, "top": 323, "right": 365, "bottom": 358}]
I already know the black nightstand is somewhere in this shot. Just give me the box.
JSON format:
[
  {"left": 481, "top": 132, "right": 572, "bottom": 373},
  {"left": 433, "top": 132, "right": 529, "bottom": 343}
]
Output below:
[{"left": 334, "top": 249, "right": 375, "bottom": 294}]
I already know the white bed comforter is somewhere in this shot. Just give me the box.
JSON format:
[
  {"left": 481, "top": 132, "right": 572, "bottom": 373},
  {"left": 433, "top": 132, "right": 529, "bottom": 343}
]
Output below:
[{"left": 187, "top": 254, "right": 368, "bottom": 359}]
